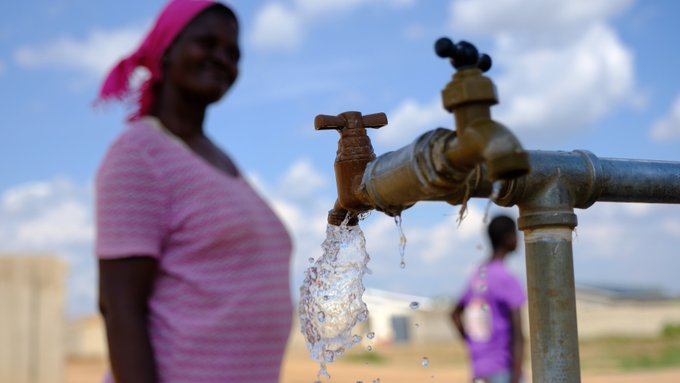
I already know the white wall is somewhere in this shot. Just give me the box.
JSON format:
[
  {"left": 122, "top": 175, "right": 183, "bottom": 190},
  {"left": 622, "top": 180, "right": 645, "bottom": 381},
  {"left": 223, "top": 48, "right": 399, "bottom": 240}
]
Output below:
[{"left": 0, "top": 255, "right": 67, "bottom": 383}]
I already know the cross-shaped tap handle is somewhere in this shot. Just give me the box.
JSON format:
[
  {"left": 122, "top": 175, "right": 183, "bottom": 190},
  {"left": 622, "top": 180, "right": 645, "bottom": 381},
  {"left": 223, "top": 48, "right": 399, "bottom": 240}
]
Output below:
[{"left": 315, "top": 112, "right": 387, "bottom": 132}]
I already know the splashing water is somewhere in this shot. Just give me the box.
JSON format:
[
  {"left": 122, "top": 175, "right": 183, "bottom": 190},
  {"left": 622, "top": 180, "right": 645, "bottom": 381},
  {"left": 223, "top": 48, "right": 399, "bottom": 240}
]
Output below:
[
  {"left": 299, "top": 221, "right": 371, "bottom": 380},
  {"left": 409, "top": 301, "right": 420, "bottom": 310},
  {"left": 394, "top": 215, "right": 407, "bottom": 269},
  {"left": 483, "top": 181, "right": 502, "bottom": 223},
  {"left": 421, "top": 357, "right": 430, "bottom": 367}
]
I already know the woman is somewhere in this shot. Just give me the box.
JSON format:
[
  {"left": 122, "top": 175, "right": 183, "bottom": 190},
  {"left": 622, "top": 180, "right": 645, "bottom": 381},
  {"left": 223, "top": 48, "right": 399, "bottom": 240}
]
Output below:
[{"left": 95, "top": 1, "right": 293, "bottom": 382}]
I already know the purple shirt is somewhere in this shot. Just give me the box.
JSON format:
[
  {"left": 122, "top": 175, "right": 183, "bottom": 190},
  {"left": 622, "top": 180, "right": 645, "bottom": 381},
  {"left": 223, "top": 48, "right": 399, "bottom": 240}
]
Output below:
[{"left": 459, "top": 260, "right": 527, "bottom": 379}]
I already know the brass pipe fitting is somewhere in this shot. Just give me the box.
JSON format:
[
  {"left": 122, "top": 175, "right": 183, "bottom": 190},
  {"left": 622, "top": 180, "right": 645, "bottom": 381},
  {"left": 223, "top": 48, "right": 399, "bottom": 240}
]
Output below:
[{"left": 442, "top": 68, "right": 530, "bottom": 181}]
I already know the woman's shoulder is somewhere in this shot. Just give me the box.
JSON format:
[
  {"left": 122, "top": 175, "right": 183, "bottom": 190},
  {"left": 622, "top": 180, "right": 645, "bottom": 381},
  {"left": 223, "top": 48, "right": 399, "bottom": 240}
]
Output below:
[
  {"left": 105, "top": 118, "right": 180, "bottom": 162},
  {"left": 98, "top": 118, "right": 175, "bottom": 176}
]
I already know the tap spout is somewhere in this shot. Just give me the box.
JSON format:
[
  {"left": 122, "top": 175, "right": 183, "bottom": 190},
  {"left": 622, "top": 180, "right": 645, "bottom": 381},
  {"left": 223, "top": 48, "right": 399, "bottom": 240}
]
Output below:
[
  {"left": 445, "top": 106, "right": 530, "bottom": 181},
  {"left": 327, "top": 200, "right": 360, "bottom": 227}
]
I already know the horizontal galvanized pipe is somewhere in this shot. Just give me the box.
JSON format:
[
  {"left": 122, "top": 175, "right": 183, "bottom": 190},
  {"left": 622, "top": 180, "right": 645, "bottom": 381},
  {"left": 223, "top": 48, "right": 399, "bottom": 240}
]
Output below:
[
  {"left": 597, "top": 156, "right": 680, "bottom": 204},
  {"left": 361, "top": 144, "right": 680, "bottom": 215},
  {"left": 497, "top": 150, "right": 680, "bottom": 209}
]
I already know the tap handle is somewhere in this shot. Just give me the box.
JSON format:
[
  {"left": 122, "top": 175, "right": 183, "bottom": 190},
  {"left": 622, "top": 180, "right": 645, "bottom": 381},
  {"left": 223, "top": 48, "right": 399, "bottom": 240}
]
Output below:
[
  {"left": 435, "top": 37, "right": 492, "bottom": 72},
  {"left": 314, "top": 115, "right": 345, "bottom": 130},
  {"left": 360, "top": 112, "right": 388, "bottom": 129},
  {"left": 315, "top": 112, "right": 388, "bottom": 132}
]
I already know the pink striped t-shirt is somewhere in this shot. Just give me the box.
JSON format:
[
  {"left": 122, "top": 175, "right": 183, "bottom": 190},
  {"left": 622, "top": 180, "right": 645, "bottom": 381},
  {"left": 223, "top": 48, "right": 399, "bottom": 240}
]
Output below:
[{"left": 96, "top": 117, "right": 293, "bottom": 382}]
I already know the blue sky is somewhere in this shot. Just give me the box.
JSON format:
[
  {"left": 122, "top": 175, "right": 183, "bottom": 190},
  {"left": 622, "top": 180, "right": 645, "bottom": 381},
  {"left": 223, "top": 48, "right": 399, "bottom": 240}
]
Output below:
[{"left": 1, "top": 0, "right": 679, "bottom": 318}]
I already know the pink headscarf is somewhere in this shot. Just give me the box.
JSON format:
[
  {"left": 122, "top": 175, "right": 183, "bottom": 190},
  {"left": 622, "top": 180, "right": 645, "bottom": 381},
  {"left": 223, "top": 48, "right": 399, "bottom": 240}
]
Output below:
[{"left": 96, "top": 0, "right": 226, "bottom": 120}]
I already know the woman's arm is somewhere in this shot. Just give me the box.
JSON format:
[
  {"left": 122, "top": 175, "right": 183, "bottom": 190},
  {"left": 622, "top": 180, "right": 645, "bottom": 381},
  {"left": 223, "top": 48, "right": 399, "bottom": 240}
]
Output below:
[{"left": 99, "top": 257, "right": 159, "bottom": 383}]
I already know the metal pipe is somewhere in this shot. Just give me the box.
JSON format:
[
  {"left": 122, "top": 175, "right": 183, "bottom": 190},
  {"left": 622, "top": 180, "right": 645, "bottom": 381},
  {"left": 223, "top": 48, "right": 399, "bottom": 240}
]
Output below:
[
  {"left": 523, "top": 226, "right": 581, "bottom": 383},
  {"left": 496, "top": 150, "right": 680, "bottom": 208},
  {"left": 598, "top": 157, "right": 680, "bottom": 203},
  {"left": 360, "top": 128, "right": 472, "bottom": 216}
]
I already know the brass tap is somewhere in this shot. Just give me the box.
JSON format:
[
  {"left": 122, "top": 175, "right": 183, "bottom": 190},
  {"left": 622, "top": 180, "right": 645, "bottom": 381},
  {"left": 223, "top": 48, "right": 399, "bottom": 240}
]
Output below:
[
  {"left": 435, "top": 38, "right": 530, "bottom": 181},
  {"left": 315, "top": 111, "right": 388, "bottom": 225}
]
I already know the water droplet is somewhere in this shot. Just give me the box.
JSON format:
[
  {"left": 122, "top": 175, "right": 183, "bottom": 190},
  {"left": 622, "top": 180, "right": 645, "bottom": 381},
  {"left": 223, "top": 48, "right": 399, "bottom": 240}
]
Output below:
[
  {"left": 484, "top": 181, "right": 502, "bottom": 223},
  {"left": 367, "top": 345, "right": 373, "bottom": 352},
  {"left": 421, "top": 357, "right": 430, "bottom": 367},
  {"left": 323, "top": 295, "right": 329, "bottom": 301},
  {"left": 352, "top": 335, "right": 362, "bottom": 344},
  {"left": 318, "top": 311, "right": 326, "bottom": 323},
  {"left": 308, "top": 257, "right": 315, "bottom": 263},
  {"left": 307, "top": 267, "right": 318, "bottom": 281},
  {"left": 367, "top": 331, "right": 375, "bottom": 340},
  {"left": 324, "top": 349, "right": 335, "bottom": 363},
  {"left": 394, "top": 215, "right": 408, "bottom": 269},
  {"left": 372, "top": 379, "right": 381, "bottom": 383},
  {"left": 409, "top": 301, "right": 420, "bottom": 310}
]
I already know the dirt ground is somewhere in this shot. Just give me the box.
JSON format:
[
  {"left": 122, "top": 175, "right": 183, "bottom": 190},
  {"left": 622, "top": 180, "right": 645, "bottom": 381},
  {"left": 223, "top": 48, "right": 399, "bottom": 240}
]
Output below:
[{"left": 67, "top": 343, "right": 680, "bottom": 383}]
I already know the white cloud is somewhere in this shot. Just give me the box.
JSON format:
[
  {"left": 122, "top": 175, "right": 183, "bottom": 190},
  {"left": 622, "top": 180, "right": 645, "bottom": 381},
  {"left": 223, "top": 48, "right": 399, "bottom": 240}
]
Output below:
[
  {"left": 250, "top": 3, "right": 304, "bottom": 52},
  {"left": 0, "top": 178, "right": 94, "bottom": 250},
  {"left": 442, "top": 0, "right": 638, "bottom": 143},
  {"left": 494, "top": 24, "right": 635, "bottom": 139},
  {"left": 650, "top": 94, "right": 680, "bottom": 142},
  {"left": 449, "top": 0, "right": 633, "bottom": 41},
  {"left": 13, "top": 25, "right": 145, "bottom": 78},
  {"left": 251, "top": 0, "right": 416, "bottom": 52},
  {"left": 374, "top": 98, "right": 449, "bottom": 147},
  {"left": 16, "top": 201, "right": 92, "bottom": 247},
  {"left": 279, "top": 158, "right": 328, "bottom": 199}
]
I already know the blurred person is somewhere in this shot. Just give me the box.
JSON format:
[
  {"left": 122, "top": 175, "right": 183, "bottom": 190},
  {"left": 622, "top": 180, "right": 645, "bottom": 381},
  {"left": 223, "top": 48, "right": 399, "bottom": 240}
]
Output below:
[
  {"left": 94, "top": 1, "right": 293, "bottom": 382},
  {"left": 451, "top": 215, "right": 527, "bottom": 383}
]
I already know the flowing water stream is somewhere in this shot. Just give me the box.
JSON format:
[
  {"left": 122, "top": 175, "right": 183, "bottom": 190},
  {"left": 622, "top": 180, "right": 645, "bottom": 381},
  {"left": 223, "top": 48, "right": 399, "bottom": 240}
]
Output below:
[{"left": 299, "top": 217, "right": 372, "bottom": 380}]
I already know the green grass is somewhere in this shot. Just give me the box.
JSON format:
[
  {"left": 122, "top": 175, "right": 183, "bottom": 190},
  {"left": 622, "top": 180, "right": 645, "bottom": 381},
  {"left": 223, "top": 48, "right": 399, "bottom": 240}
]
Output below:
[
  {"left": 619, "top": 347, "right": 680, "bottom": 370},
  {"left": 578, "top": 324, "right": 680, "bottom": 372},
  {"left": 662, "top": 323, "right": 680, "bottom": 339}
]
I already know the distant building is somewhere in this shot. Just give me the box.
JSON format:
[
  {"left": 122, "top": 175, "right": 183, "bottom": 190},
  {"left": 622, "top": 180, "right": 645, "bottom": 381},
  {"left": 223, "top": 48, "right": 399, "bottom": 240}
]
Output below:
[
  {"left": 575, "top": 283, "right": 680, "bottom": 338},
  {"left": 362, "top": 288, "right": 456, "bottom": 345}
]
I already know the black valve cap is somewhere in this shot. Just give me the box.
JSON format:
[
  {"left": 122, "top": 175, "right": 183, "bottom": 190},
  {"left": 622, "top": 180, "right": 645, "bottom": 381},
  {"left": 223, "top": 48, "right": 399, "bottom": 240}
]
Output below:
[
  {"left": 435, "top": 37, "right": 456, "bottom": 58},
  {"left": 455, "top": 41, "right": 479, "bottom": 68},
  {"left": 477, "top": 54, "right": 492, "bottom": 72},
  {"left": 435, "top": 37, "right": 493, "bottom": 72}
]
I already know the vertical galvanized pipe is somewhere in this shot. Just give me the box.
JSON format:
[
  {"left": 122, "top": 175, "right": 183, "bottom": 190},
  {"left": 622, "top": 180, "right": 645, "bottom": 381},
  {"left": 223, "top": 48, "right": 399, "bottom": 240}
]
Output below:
[{"left": 520, "top": 219, "right": 581, "bottom": 383}]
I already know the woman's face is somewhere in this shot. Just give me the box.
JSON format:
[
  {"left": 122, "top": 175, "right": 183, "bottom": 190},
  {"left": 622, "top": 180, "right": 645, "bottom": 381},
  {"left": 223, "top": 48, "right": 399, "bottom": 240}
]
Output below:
[{"left": 163, "top": 7, "right": 240, "bottom": 105}]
